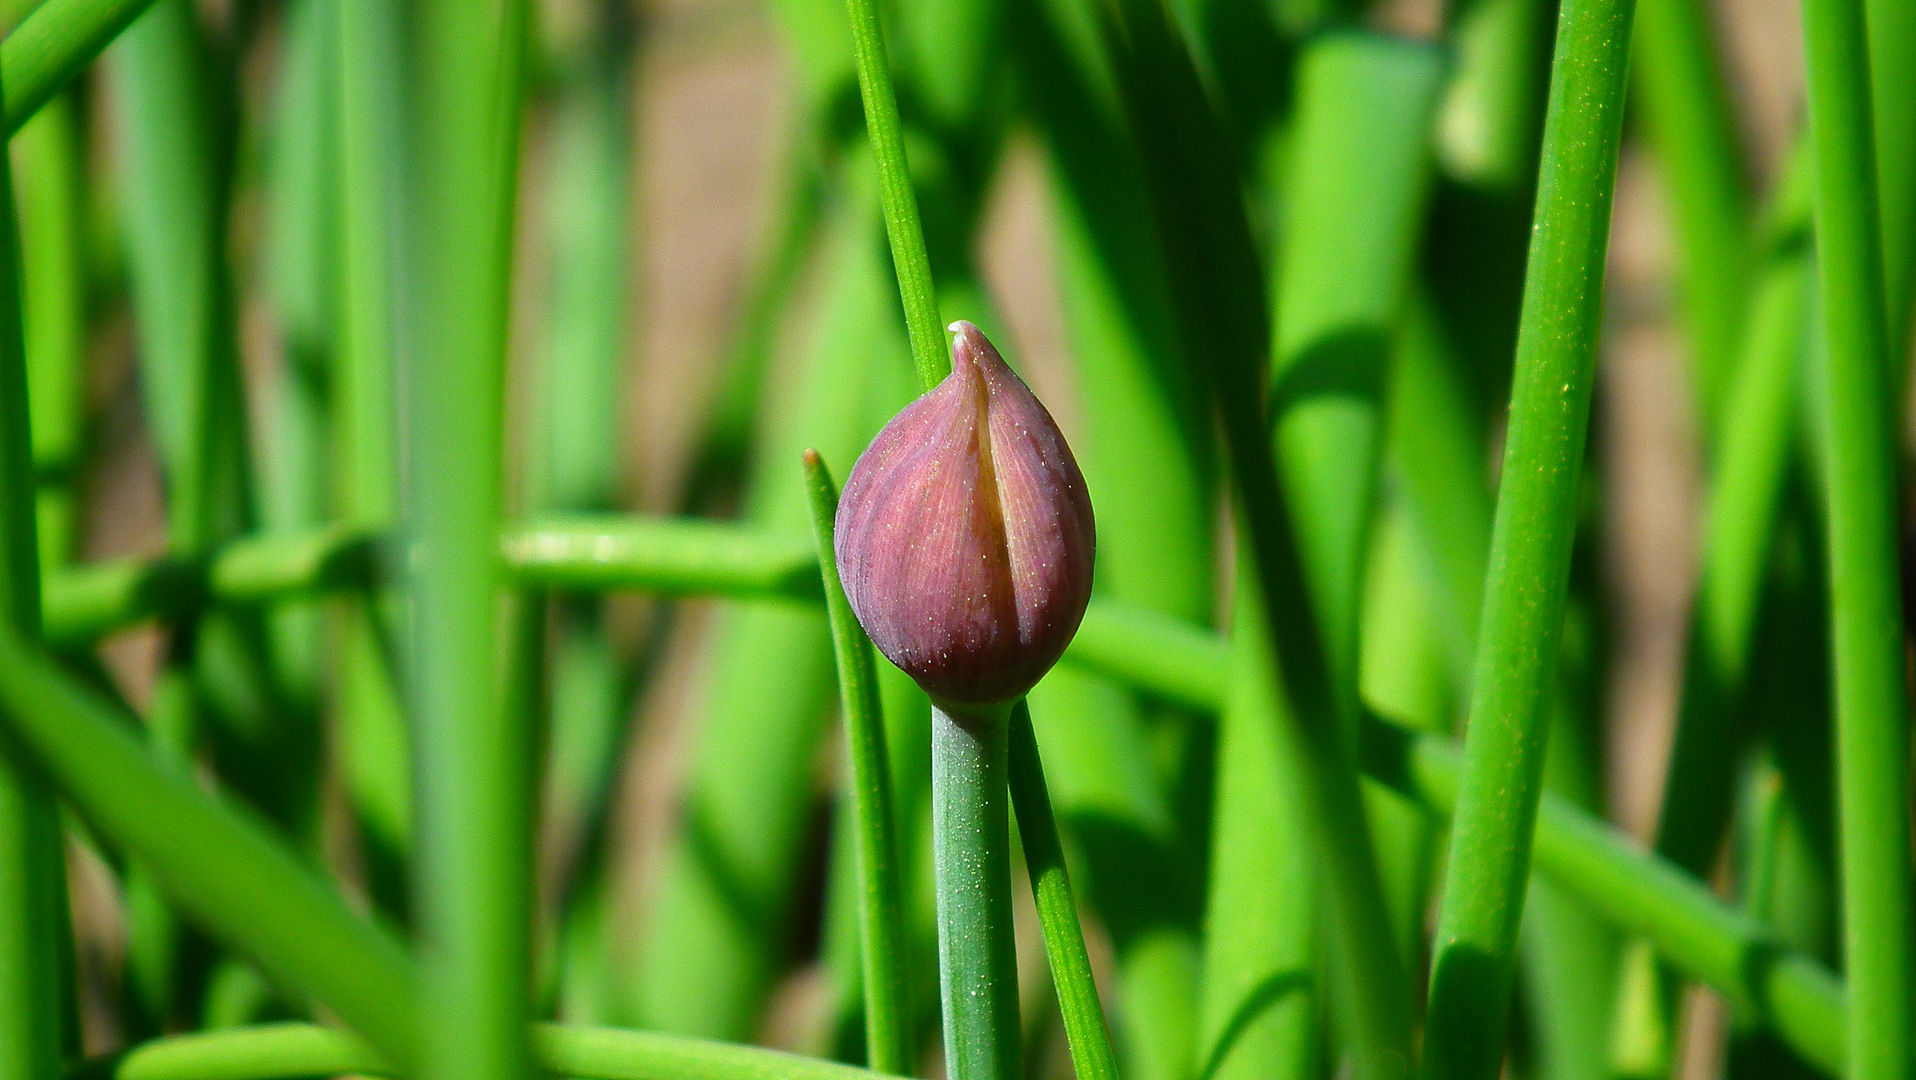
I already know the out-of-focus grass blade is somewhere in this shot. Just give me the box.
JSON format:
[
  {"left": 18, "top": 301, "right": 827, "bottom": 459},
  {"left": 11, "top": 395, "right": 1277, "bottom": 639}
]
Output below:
[
  {"left": 1866, "top": 0, "right": 1916, "bottom": 347},
  {"left": 1631, "top": 0, "right": 1747, "bottom": 431},
  {"left": 12, "top": 90, "right": 84, "bottom": 573},
  {"left": 108, "top": 0, "right": 258, "bottom": 1030},
  {"left": 1801, "top": 0, "right": 1916, "bottom": 1071},
  {"left": 330, "top": 0, "right": 408, "bottom": 906},
  {"left": 259, "top": 0, "right": 336, "bottom": 718},
  {"left": 399, "top": 2, "right": 533, "bottom": 1080},
  {"left": 0, "top": 63, "right": 66, "bottom": 1080},
  {"left": 77, "top": 1022, "right": 906, "bottom": 1080},
  {"left": 1436, "top": 0, "right": 1551, "bottom": 192},
  {"left": 1269, "top": 32, "right": 1441, "bottom": 702},
  {"left": 0, "top": 630, "right": 417, "bottom": 1066},
  {"left": 1196, "top": 584, "right": 1315, "bottom": 1080},
  {"left": 1259, "top": 29, "right": 1441, "bottom": 1080},
  {"left": 532, "top": 0, "right": 636, "bottom": 1018},
  {"left": 1007, "top": 26, "right": 1222, "bottom": 1075}
]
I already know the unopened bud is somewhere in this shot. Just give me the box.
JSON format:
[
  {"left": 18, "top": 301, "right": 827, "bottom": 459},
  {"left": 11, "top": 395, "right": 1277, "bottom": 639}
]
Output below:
[{"left": 835, "top": 321, "right": 1095, "bottom": 706}]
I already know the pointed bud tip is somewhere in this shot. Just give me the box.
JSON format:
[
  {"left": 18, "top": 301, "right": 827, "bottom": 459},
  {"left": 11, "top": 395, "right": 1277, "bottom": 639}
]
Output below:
[{"left": 834, "top": 323, "right": 1095, "bottom": 706}]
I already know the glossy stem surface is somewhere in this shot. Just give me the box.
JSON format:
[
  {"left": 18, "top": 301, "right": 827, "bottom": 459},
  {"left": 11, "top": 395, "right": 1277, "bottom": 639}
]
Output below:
[
  {"left": 932, "top": 700, "right": 1021, "bottom": 1080},
  {"left": 1421, "top": 0, "right": 1634, "bottom": 1072},
  {"left": 1802, "top": 0, "right": 1916, "bottom": 1073}
]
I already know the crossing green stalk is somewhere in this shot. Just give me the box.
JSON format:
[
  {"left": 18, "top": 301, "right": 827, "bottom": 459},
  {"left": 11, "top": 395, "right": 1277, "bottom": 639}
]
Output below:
[
  {"left": 402, "top": 2, "right": 531, "bottom": 1080},
  {"left": 2, "top": 0, "right": 160, "bottom": 133},
  {"left": 1801, "top": 0, "right": 1916, "bottom": 1075},
  {"left": 78, "top": 1023, "right": 903, "bottom": 1080},
  {"left": 803, "top": 451, "right": 911, "bottom": 1074},
  {"left": 1419, "top": 0, "right": 1634, "bottom": 1073}
]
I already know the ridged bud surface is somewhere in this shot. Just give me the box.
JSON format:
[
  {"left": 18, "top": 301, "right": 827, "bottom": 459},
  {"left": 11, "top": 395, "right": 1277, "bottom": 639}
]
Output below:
[{"left": 835, "top": 322, "right": 1095, "bottom": 705}]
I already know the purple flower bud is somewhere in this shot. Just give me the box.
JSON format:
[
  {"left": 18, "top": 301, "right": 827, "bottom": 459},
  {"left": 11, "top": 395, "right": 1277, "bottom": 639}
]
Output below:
[{"left": 834, "top": 321, "right": 1095, "bottom": 706}]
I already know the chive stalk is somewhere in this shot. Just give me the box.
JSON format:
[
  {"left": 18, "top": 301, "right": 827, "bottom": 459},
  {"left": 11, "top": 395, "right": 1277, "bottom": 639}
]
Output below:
[
  {"left": 0, "top": 58, "right": 63, "bottom": 1080},
  {"left": 1005, "top": 702, "right": 1121, "bottom": 1080},
  {"left": 1801, "top": 0, "right": 1916, "bottom": 1075},
  {"left": 930, "top": 700, "right": 1020, "bottom": 1080},
  {"left": 1419, "top": 0, "right": 1635, "bottom": 1073},
  {"left": 401, "top": 2, "right": 531, "bottom": 1080},
  {"left": 803, "top": 450, "right": 911, "bottom": 1074}
]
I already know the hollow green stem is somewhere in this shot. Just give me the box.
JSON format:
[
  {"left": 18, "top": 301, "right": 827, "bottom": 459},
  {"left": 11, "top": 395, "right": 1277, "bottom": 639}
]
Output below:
[
  {"left": 402, "top": 1, "right": 531, "bottom": 1079},
  {"left": 1005, "top": 702, "right": 1120, "bottom": 1080},
  {"left": 803, "top": 451, "right": 911, "bottom": 1074},
  {"left": 841, "top": 0, "right": 943, "bottom": 388},
  {"left": 0, "top": 63, "right": 63, "bottom": 1080},
  {"left": 1420, "top": 0, "right": 1634, "bottom": 1072},
  {"left": 931, "top": 699, "right": 1021, "bottom": 1080},
  {"left": 1802, "top": 0, "right": 1916, "bottom": 1074}
]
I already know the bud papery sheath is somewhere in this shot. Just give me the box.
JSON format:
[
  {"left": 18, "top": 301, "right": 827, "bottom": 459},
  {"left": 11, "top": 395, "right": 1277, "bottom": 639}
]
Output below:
[{"left": 835, "top": 321, "right": 1095, "bottom": 707}]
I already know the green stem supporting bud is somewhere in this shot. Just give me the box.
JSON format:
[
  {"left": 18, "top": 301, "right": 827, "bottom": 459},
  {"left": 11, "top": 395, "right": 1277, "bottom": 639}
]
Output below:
[{"left": 930, "top": 698, "right": 1021, "bottom": 1080}]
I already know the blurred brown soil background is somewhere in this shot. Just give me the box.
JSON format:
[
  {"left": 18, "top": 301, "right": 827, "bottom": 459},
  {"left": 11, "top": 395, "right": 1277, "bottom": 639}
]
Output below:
[{"left": 47, "top": 0, "right": 1819, "bottom": 1071}]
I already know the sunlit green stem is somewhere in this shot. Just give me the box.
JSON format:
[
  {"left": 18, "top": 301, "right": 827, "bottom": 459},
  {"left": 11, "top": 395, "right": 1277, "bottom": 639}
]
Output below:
[
  {"left": 0, "top": 57, "right": 64, "bottom": 1079},
  {"left": 931, "top": 699, "right": 1020, "bottom": 1080},
  {"left": 1801, "top": 0, "right": 1916, "bottom": 1074},
  {"left": 804, "top": 451, "right": 910, "bottom": 1073},
  {"left": 1420, "top": 0, "right": 1635, "bottom": 1072},
  {"left": 840, "top": 0, "right": 943, "bottom": 387}
]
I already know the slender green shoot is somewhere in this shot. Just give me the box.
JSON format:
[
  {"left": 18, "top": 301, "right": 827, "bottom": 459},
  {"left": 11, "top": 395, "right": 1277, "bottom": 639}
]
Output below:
[
  {"left": 1420, "top": 0, "right": 1635, "bottom": 1073},
  {"left": 1802, "top": 0, "right": 1916, "bottom": 1074},
  {"left": 1005, "top": 702, "right": 1120, "bottom": 1080},
  {"left": 0, "top": 73, "right": 63, "bottom": 1080},
  {"left": 841, "top": 0, "right": 943, "bottom": 388},
  {"left": 931, "top": 699, "right": 1021, "bottom": 1080},
  {"left": 803, "top": 450, "right": 911, "bottom": 1075}
]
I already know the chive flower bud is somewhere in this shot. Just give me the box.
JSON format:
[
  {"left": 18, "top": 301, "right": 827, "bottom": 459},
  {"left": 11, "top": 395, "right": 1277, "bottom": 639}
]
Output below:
[{"left": 835, "top": 321, "right": 1095, "bottom": 706}]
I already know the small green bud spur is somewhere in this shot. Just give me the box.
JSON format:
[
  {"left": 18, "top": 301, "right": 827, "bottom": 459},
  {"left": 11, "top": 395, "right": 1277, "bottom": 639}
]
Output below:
[{"left": 835, "top": 321, "right": 1096, "bottom": 706}]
